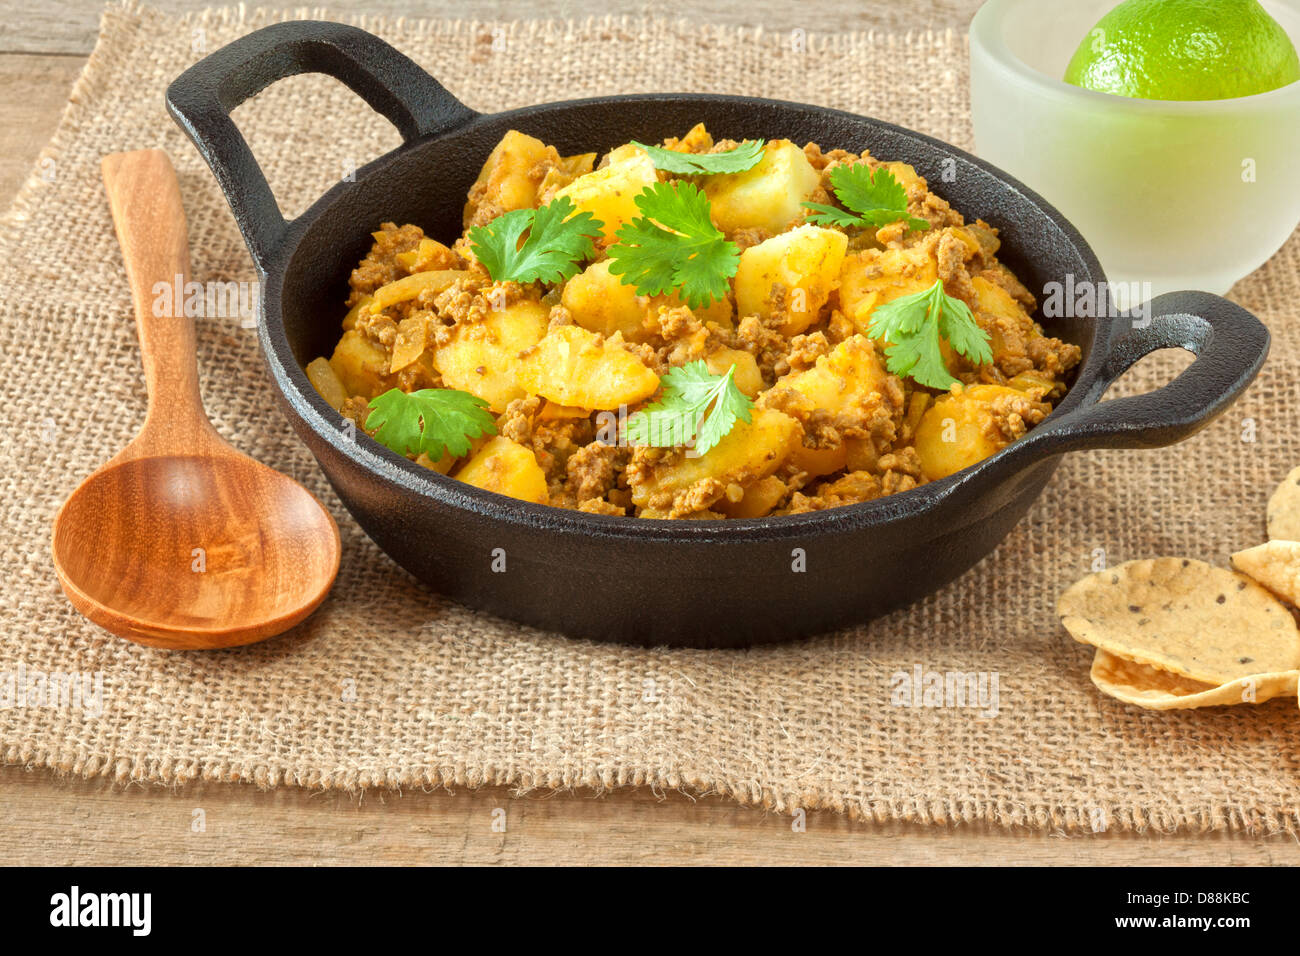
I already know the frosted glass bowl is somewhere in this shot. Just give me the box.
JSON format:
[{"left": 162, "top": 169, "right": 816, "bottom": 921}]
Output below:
[{"left": 970, "top": 0, "right": 1300, "bottom": 298}]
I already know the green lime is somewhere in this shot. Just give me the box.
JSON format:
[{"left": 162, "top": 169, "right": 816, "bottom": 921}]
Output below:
[{"left": 1064, "top": 0, "right": 1300, "bottom": 100}]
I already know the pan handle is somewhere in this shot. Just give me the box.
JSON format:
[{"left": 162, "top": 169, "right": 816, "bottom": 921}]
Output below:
[
  {"left": 1018, "top": 290, "right": 1268, "bottom": 454},
  {"left": 166, "top": 20, "right": 478, "bottom": 271}
]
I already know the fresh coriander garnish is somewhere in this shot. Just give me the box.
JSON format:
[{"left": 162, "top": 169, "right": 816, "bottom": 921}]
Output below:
[
  {"left": 625, "top": 360, "right": 753, "bottom": 456},
  {"left": 365, "top": 387, "right": 497, "bottom": 460},
  {"left": 866, "top": 279, "right": 992, "bottom": 390},
  {"left": 631, "top": 139, "right": 765, "bottom": 175},
  {"left": 468, "top": 196, "right": 603, "bottom": 284},
  {"left": 606, "top": 181, "right": 739, "bottom": 309},
  {"left": 801, "top": 163, "right": 930, "bottom": 232}
]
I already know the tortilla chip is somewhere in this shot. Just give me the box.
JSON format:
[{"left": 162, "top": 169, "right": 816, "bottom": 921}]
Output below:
[
  {"left": 1232, "top": 540, "right": 1300, "bottom": 607},
  {"left": 1089, "top": 649, "right": 1299, "bottom": 710},
  {"left": 1267, "top": 465, "right": 1300, "bottom": 541},
  {"left": 1057, "top": 557, "right": 1300, "bottom": 684}
]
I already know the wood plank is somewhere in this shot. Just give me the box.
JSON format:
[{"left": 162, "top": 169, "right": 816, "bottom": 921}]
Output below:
[
  {"left": 0, "top": 0, "right": 985, "bottom": 56},
  {"left": 2, "top": 764, "right": 1296, "bottom": 865},
  {"left": 0, "top": 53, "right": 84, "bottom": 205}
]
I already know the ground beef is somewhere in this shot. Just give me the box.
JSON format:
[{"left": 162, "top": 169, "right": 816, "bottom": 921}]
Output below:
[
  {"left": 735, "top": 312, "right": 792, "bottom": 387},
  {"left": 783, "top": 471, "right": 883, "bottom": 513},
  {"left": 564, "top": 441, "right": 628, "bottom": 503},
  {"left": 347, "top": 223, "right": 424, "bottom": 306}
]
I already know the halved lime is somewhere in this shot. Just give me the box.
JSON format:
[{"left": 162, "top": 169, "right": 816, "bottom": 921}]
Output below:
[{"left": 1064, "top": 0, "right": 1300, "bottom": 100}]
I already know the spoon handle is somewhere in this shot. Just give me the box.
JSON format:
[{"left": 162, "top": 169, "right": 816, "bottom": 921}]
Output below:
[{"left": 102, "top": 150, "right": 216, "bottom": 453}]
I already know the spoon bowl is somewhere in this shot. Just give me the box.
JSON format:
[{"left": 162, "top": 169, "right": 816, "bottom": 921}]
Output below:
[
  {"left": 51, "top": 149, "right": 340, "bottom": 650},
  {"left": 54, "top": 453, "right": 338, "bottom": 648}
]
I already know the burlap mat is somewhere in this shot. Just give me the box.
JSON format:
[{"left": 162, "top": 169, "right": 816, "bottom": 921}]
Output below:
[{"left": 3, "top": 1, "right": 1299, "bottom": 833}]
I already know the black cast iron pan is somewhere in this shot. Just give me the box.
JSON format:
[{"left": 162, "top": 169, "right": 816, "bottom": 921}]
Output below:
[{"left": 165, "top": 21, "right": 1269, "bottom": 647}]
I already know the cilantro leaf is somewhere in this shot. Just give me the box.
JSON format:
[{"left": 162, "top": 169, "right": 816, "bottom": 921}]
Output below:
[
  {"left": 880, "top": 313, "right": 954, "bottom": 391},
  {"left": 938, "top": 293, "right": 994, "bottom": 367},
  {"left": 606, "top": 182, "right": 739, "bottom": 309},
  {"left": 625, "top": 360, "right": 753, "bottom": 456},
  {"left": 468, "top": 196, "right": 602, "bottom": 284},
  {"left": 865, "top": 279, "right": 992, "bottom": 390},
  {"left": 802, "top": 163, "right": 930, "bottom": 232},
  {"left": 797, "top": 202, "right": 864, "bottom": 229},
  {"left": 631, "top": 139, "right": 765, "bottom": 175},
  {"left": 365, "top": 387, "right": 496, "bottom": 460}
]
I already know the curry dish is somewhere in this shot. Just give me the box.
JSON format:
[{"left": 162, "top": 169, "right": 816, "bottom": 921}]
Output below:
[{"left": 306, "top": 124, "right": 1080, "bottom": 519}]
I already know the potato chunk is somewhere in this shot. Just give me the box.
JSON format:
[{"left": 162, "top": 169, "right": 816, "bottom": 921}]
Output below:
[
  {"left": 563, "top": 260, "right": 735, "bottom": 342},
  {"left": 881, "top": 160, "right": 923, "bottom": 193},
  {"left": 734, "top": 225, "right": 847, "bottom": 335},
  {"left": 715, "top": 475, "right": 788, "bottom": 519},
  {"left": 971, "top": 274, "right": 1026, "bottom": 324},
  {"left": 704, "top": 347, "right": 764, "bottom": 398},
  {"left": 328, "top": 329, "right": 390, "bottom": 399},
  {"left": 415, "top": 451, "right": 456, "bottom": 475},
  {"left": 767, "top": 334, "right": 892, "bottom": 418},
  {"left": 703, "top": 139, "right": 819, "bottom": 235},
  {"left": 630, "top": 408, "right": 802, "bottom": 512},
  {"left": 432, "top": 299, "right": 549, "bottom": 412},
  {"left": 553, "top": 144, "right": 658, "bottom": 246},
  {"left": 453, "top": 436, "right": 549, "bottom": 504},
  {"left": 788, "top": 442, "right": 848, "bottom": 479},
  {"left": 838, "top": 244, "right": 939, "bottom": 334},
  {"left": 969, "top": 274, "right": 1048, "bottom": 372},
  {"left": 687, "top": 293, "right": 734, "bottom": 331},
  {"left": 516, "top": 325, "right": 659, "bottom": 410},
  {"left": 463, "top": 130, "right": 559, "bottom": 227},
  {"left": 562, "top": 260, "right": 648, "bottom": 341},
  {"left": 913, "top": 384, "right": 1050, "bottom": 481}
]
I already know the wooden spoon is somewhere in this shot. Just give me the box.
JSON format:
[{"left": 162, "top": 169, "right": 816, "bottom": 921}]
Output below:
[{"left": 51, "top": 149, "right": 340, "bottom": 649}]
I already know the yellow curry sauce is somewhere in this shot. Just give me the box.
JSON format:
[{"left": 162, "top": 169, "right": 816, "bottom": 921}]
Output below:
[{"left": 306, "top": 124, "right": 1080, "bottom": 519}]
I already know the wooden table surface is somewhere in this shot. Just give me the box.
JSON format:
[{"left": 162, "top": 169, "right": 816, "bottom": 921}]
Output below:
[{"left": 2, "top": 0, "right": 1294, "bottom": 866}]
